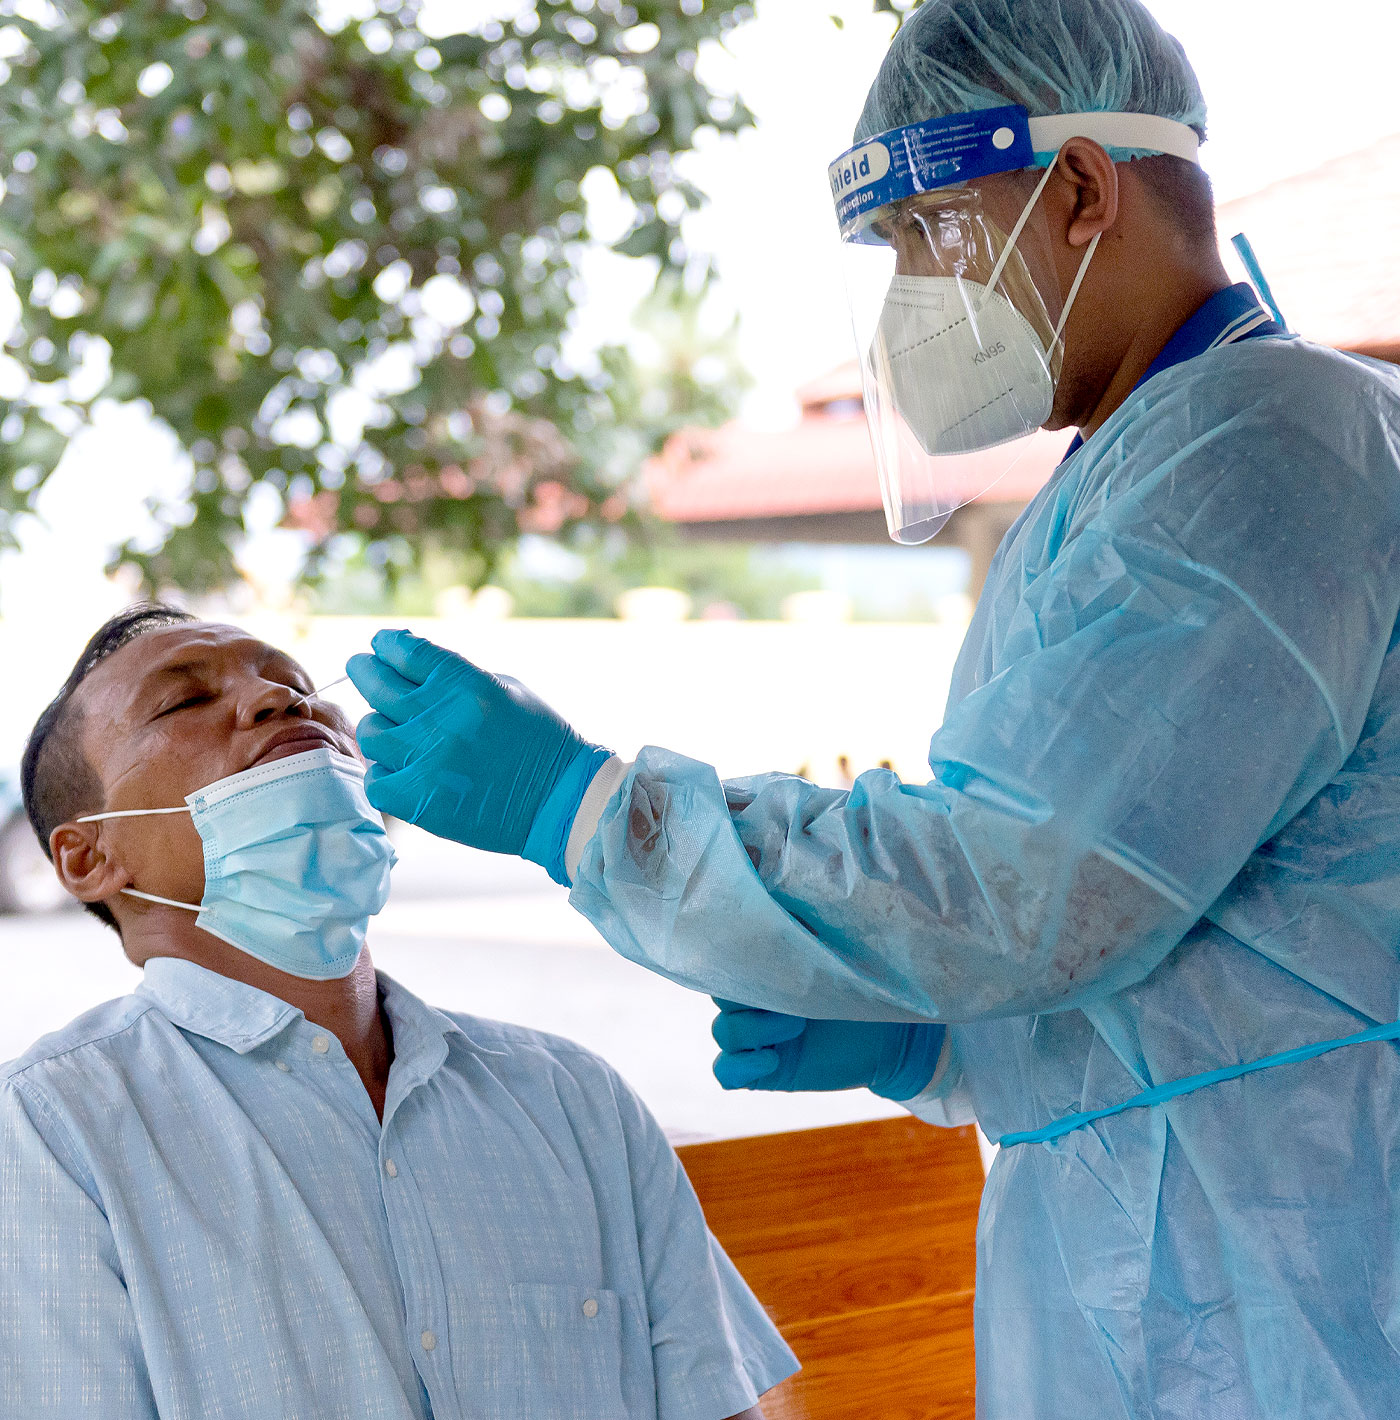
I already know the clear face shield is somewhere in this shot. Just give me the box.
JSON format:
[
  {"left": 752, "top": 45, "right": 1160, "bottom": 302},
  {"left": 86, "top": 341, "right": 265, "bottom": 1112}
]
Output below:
[{"left": 830, "top": 105, "right": 1200, "bottom": 544}]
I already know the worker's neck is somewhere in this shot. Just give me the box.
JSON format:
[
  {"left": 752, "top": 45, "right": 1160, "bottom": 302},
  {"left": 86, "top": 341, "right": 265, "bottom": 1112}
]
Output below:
[
  {"left": 122, "top": 916, "right": 393, "bottom": 1118},
  {"left": 1077, "top": 254, "right": 1232, "bottom": 439}
]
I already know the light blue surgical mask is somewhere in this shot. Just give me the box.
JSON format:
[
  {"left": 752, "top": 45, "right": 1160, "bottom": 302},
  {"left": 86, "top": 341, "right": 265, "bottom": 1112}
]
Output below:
[{"left": 78, "top": 747, "right": 396, "bottom": 980}]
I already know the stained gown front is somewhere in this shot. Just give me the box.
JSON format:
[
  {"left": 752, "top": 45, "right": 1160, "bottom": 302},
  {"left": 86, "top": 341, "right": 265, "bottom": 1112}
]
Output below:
[{"left": 569, "top": 335, "right": 1400, "bottom": 1417}]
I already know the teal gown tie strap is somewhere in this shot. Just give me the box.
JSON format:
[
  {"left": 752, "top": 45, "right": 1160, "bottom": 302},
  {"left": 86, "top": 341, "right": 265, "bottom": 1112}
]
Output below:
[{"left": 999, "top": 1018, "right": 1400, "bottom": 1148}]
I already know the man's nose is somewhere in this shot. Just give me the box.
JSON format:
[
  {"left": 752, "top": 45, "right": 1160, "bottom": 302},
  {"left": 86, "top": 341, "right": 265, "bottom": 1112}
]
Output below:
[{"left": 243, "top": 683, "right": 313, "bottom": 726}]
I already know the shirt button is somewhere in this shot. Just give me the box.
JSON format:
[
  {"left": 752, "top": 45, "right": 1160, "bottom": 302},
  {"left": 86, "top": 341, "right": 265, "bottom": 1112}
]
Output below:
[
  {"left": 420, "top": 1330, "right": 437, "bottom": 1352},
  {"left": 582, "top": 1298, "right": 599, "bottom": 1319},
  {"left": 275, "top": 1060, "right": 291, "bottom": 1073},
  {"left": 311, "top": 1035, "right": 330, "bottom": 1054},
  {"left": 384, "top": 1158, "right": 398, "bottom": 1178}
]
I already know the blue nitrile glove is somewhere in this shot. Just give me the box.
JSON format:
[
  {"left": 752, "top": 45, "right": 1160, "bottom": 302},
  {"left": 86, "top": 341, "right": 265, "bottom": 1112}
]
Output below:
[
  {"left": 710, "top": 999, "right": 946, "bottom": 1102},
  {"left": 345, "top": 628, "right": 611, "bottom": 886}
]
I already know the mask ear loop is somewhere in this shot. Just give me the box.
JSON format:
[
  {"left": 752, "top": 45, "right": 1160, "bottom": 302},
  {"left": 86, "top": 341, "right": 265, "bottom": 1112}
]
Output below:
[
  {"left": 73, "top": 805, "right": 203, "bottom": 911},
  {"left": 121, "top": 888, "right": 202, "bottom": 911},
  {"left": 76, "top": 806, "right": 190, "bottom": 821},
  {"left": 982, "top": 158, "right": 1061, "bottom": 300},
  {"left": 1049, "top": 230, "right": 1102, "bottom": 350},
  {"left": 979, "top": 150, "right": 1102, "bottom": 350}
]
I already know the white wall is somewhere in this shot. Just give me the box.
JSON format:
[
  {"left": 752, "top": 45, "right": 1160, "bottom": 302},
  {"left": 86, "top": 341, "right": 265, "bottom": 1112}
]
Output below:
[
  {"left": 0, "top": 611, "right": 967, "bottom": 784},
  {"left": 280, "top": 613, "right": 964, "bottom": 783}
]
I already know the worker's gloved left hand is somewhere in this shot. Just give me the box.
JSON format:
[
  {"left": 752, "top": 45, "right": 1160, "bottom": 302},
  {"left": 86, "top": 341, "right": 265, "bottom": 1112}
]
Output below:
[
  {"left": 346, "top": 628, "right": 612, "bottom": 886},
  {"left": 711, "top": 999, "right": 946, "bottom": 1101}
]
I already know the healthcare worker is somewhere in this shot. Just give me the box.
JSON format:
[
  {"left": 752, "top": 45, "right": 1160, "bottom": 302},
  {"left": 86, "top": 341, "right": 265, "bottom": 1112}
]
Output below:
[{"left": 346, "top": 1, "right": 1400, "bottom": 1415}]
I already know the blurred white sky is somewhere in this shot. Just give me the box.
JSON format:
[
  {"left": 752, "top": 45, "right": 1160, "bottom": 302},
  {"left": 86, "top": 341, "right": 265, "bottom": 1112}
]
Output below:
[{"left": 3, "top": 0, "right": 1398, "bottom": 618}]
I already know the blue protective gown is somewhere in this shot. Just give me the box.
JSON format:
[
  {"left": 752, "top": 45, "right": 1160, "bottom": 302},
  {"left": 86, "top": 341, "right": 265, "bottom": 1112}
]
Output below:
[{"left": 570, "top": 299, "right": 1400, "bottom": 1416}]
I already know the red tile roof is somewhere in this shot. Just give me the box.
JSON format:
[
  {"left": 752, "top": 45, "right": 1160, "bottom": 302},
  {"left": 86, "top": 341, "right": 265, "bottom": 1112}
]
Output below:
[{"left": 648, "top": 374, "right": 1067, "bottom": 523}]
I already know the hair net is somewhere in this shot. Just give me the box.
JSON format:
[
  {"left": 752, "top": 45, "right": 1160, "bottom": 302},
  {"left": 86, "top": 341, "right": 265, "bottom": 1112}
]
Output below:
[{"left": 855, "top": 0, "right": 1207, "bottom": 163}]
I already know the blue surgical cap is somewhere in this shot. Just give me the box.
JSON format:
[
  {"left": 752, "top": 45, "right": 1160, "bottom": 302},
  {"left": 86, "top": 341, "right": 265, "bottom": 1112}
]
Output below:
[{"left": 855, "top": 0, "right": 1208, "bottom": 163}]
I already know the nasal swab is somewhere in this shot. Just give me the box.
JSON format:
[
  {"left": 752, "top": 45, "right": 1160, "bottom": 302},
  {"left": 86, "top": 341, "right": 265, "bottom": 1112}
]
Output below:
[{"left": 289, "top": 674, "right": 350, "bottom": 711}]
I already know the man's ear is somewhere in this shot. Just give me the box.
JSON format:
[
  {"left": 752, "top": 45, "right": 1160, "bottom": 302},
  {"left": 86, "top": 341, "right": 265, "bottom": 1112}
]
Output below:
[
  {"left": 49, "top": 823, "right": 131, "bottom": 905},
  {"left": 1056, "top": 137, "right": 1120, "bottom": 249}
]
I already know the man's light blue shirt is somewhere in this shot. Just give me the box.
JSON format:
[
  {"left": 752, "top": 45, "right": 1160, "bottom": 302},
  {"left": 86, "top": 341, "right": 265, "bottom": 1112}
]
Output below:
[{"left": 0, "top": 958, "right": 796, "bottom": 1419}]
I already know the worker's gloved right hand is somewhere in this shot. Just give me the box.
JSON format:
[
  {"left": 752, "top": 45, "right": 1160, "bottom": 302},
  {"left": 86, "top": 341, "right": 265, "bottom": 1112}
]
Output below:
[
  {"left": 345, "top": 628, "right": 611, "bottom": 886},
  {"left": 711, "top": 999, "right": 946, "bottom": 1102}
]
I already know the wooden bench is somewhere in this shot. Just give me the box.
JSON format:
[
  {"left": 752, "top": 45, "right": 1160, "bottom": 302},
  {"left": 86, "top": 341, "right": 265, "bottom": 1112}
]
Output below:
[{"left": 677, "top": 1116, "right": 984, "bottom": 1420}]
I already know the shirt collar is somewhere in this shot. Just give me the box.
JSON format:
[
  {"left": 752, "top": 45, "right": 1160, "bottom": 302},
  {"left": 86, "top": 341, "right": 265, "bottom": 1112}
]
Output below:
[
  {"left": 1136, "top": 281, "right": 1283, "bottom": 387},
  {"left": 377, "top": 971, "right": 472, "bottom": 1091},
  {"left": 137, "top": 957, "right": 302, "bottom": 1053},
  {"left": 136, "top": 957, "right": 472, "bottom": 1075},
  {"left": 1060, "top": 283, "right": 1284, "bottom": 463}
]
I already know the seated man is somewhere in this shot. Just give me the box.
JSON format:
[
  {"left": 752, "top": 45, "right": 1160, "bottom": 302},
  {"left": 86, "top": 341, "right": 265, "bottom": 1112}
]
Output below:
[{"left": 2, "top": 604, "right": 796, "bottom": 1420}]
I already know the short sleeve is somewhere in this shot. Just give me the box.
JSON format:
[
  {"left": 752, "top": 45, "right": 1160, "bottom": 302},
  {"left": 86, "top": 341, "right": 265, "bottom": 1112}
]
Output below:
[{"left": 608, "top": 1069, "right": 798, "bottom": 1420}]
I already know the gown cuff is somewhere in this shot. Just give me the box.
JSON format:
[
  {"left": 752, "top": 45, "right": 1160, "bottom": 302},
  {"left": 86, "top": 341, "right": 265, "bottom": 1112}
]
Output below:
[
  {"left": 900, "top": 1030, "right": 978, "bottom": 1128},
  {"left": 564, "top": 755, "right": 632, "bottom": 884}
]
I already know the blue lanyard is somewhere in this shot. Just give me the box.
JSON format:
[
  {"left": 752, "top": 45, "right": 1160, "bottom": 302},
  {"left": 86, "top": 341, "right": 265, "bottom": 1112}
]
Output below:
[{"left": 999, "top": 1018, "right": 1400, "bottom": 1148}]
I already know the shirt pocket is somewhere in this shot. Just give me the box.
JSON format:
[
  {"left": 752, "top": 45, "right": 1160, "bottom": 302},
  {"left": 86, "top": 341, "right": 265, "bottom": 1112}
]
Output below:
[{"left": 506, "top": 1282, "right": 632, "bottom": 1419}]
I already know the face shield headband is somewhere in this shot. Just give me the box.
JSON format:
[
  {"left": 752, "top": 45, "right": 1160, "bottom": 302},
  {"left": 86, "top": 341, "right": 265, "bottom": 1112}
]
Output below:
[{"left": 829, "top": 105, "right": 1202, "bottom": 545}]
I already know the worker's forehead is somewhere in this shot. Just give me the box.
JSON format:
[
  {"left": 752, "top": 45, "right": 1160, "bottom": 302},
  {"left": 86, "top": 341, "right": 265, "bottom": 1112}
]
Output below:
[{"left": 78, "top": 623, "right": 309, "bottom": 722}]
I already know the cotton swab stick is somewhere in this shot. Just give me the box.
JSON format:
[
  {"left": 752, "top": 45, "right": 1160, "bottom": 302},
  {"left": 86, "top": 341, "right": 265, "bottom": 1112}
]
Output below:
[{"left": 288, "top": 674, "right": 350, "bottom": 711}]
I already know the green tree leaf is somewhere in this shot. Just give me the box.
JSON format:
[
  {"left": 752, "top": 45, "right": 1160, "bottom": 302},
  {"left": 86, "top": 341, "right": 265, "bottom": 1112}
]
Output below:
[{"left": 0, "top": 0, "right": 759, "bottom": 596}]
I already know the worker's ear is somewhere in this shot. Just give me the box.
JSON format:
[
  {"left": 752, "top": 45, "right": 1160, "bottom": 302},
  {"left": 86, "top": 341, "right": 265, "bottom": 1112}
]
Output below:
[
  {"left": 1055, "top": 137, "right": 1120, "bottom": 249},
  {"left": 49, "top": 822, "right": 131, "bottom": 905}
]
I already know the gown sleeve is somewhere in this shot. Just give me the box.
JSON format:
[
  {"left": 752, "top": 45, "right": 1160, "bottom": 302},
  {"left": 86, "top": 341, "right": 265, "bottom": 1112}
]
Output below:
[{"left": 570, "top": 363, "right": 1400, "bottom": 1023}]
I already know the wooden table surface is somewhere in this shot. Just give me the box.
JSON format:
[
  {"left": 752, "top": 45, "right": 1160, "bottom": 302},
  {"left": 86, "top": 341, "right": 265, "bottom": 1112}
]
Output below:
[{"left": 678, "top": 1115, "right": 985, "bottom": 1419}]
